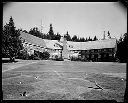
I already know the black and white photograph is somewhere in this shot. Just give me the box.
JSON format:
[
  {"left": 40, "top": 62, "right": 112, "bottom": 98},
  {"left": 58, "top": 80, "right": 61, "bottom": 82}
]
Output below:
[{"left": 2, "top": 2, "right": 127, "bottom": 101}]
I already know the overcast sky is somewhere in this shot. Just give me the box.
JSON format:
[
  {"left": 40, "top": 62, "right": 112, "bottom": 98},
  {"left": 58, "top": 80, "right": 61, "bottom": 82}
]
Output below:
[{"left": 3, "top": 2, "right": 127, "bottom": 39}]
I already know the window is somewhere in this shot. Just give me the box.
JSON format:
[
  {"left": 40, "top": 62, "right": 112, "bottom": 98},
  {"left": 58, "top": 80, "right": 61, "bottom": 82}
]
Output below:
[
  {"left": 91, "top": 50, "right": 94, "bottom": 53},
  {"left": 98, "top": 54, "right": 101, "bottom": 58},
  {"left": 105, "top": 48, "right": 108, "bottom": 52},
  {"left": 98, "top": 49, "right": 101, "bottom": 52},
  {"left": 109, "top": 54, "right": 112, "bottom": 56},
  {"left": 87, "top": 55, "right": 89, "bottom": 58},
  {"left": 86, "top": 50, "right": 89, "bottom": 53}
]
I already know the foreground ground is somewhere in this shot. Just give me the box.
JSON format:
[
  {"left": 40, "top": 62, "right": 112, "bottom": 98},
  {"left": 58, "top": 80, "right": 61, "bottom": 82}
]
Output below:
[{"left": 2, "top": 60, "right": 126, "bottom": 101}]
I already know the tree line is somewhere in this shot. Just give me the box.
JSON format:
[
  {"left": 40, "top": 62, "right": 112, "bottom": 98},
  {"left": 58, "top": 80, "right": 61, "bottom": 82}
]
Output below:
[
  {"left": 2, "top": 17, "right": 128, "bottom": 62},
  {"left": 116, "top": 33, "right": 128, "bottom": 63},
  {"left": 21, "top": 23, "right": 98, "bottom": 42}
]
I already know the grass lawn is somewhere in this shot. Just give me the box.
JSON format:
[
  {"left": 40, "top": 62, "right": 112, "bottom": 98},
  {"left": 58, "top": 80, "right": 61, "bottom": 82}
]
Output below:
[
  {"left": 2, "top": 61, "right": 126, "bottom": 101},
  {"left": 2, "top": 71, "right": 126, "bottom": 101}
]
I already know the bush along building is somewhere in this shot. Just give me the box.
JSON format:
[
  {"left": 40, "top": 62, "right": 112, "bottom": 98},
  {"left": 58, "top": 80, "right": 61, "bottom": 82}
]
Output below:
[{"left": 20, "top": 31, "right": 117, "bottom": 62}]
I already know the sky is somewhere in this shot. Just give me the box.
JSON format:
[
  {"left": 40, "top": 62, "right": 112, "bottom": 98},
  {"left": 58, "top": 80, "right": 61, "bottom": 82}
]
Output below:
[{"left": 3, "top": 2, "right": 127, "bottom": 39}]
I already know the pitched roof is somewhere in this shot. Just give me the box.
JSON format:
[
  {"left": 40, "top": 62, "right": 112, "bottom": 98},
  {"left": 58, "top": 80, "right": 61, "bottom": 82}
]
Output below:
[
  {"left": 20, "top": 32, "right": 46, "bottom": 48},
  {"left": 67, "top": 38, "right": 117, "bottom": 50},
  {"left": 43, "top": 39, "right": 62, "bottom": 49},
  {"left": 20, "top": 32, "right": 116, "bottom": 51}
]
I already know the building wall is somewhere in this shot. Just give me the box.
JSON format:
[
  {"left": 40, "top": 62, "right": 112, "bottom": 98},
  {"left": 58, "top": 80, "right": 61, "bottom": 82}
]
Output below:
[
  {"left": 79, "top": 48, "right": 116, "bottom": 62},
  {"left": 47, "top": 46, "right": 116, "bottom": 62},
  {"left": 21, "top": 35, "right": 116, "bottom": 61}
]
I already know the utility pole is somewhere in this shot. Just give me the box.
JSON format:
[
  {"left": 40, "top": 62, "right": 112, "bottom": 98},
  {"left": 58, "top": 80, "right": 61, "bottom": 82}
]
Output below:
[{"left": 41, "top": 19, "right": 43, "bottom": 33}]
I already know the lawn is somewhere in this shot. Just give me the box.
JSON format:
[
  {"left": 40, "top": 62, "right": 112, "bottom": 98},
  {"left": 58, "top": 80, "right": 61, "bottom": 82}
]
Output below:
[{"left": 2, "top": 61, "right": 126, "bottom": 101}]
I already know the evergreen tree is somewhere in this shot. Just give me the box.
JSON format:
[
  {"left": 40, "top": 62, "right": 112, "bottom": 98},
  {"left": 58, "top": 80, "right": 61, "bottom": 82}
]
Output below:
[
  {"left": 2, "top": 16, "right": 23, "bottom": 61},
  {"left": 29, "top": 27, "right": 46, "bottom": 39},
  {"left": 29, "top": 27, "right": 41, "bottom": 38},
  {"left": 56, "top": 32, "right": 61, "bottom": 40},
  {"left": 116, "top": 33, "right": 128, "bottom": 63},
  {"left": 108, "top": 31, "right": 111, "bottom": 38},
  {"left": 80, "top": 37, "right": 86, "bottom": 42},
  {"left": 64, "top": 31, "right": 71, "bottom": 41},
  {"left": 85, "top": 37, "right": 88, "bottom": 42},
  {"left": 79, "top": 37, "right": 82, "bottom": 42},
  {"left": 93, "top": 36, "right": 98, "bottom": 41},
  {"left": 118, "top": 35, "right": 123, "bottom": 43},
  {"left": 48, "top": 24, "right": 54, "bottom": 40},
  {"left": 88, "top": 36, "right": 91, "bottom": 41},
  {"left": 72, "top": 35, "right": 78, "bottom": 42}
]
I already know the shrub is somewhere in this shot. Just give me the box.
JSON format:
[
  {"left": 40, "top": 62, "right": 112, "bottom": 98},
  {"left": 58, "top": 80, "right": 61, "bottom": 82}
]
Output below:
[{"left": 40, "top": 51, "right": 50, "bottom": 60}]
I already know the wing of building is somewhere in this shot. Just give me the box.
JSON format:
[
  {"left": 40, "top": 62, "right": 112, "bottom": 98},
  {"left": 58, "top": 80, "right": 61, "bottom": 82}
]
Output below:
[
  {"left": 20, "top": 32, "right": 46, "bottom": 48},
  {"left": 19, "top": 32, "right": 62, "bottom": 56},
  {"left": 20, "top": 32, "right": 47, "bottom": 55},
  {"left": 67, "top": 39, "right": 117, "bottom": 61}
]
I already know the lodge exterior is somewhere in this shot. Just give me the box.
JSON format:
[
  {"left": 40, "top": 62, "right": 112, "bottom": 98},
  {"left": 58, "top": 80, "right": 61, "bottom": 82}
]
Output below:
[{"left": 20, "top": 32, "right": 117, "bottom": 62}]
